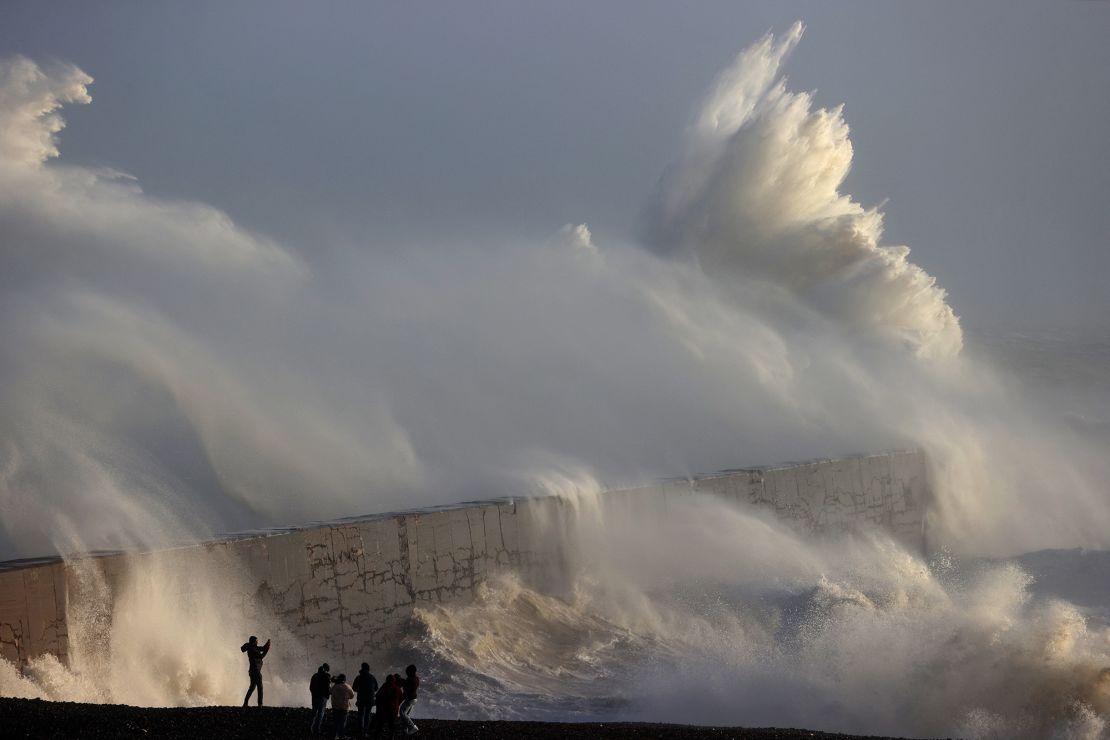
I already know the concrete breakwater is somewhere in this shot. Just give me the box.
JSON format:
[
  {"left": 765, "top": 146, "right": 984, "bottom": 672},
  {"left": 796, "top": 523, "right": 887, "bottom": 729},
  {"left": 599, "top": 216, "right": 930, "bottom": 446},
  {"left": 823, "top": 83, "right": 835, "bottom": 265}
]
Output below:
[{"left": 0, "top": 450, "right": 929, "bottom": 673}]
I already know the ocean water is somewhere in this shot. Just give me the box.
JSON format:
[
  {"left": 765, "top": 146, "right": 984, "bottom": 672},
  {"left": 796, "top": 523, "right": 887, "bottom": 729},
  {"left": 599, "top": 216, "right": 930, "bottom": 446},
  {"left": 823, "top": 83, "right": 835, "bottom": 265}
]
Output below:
[
  {"left": 405, "top": 330, "right": 1110, "bottom": 738},
  {"left": 407, "top": 510, "right": 1110, "bottom": 739},
  {"left": 2, "top": 23, "right": 1109, "bottom": 740},
  {"left": 342, "top": 324, "right": 1077, "bottom": 740}
]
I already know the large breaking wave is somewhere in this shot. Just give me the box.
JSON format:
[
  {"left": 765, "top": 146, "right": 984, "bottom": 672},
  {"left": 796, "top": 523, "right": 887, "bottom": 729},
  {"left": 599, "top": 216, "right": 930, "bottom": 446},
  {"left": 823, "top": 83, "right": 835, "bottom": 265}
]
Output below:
[{"left": 1, "top": 22, "right": 1109, "bottom": 739}]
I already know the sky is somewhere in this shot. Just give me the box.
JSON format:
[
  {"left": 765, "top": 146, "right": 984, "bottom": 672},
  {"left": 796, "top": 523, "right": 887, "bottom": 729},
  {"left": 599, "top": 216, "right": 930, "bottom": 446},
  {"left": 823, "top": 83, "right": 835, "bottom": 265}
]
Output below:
[{"left": 2, "top": 0, "right": 1108, "bottom": 331}]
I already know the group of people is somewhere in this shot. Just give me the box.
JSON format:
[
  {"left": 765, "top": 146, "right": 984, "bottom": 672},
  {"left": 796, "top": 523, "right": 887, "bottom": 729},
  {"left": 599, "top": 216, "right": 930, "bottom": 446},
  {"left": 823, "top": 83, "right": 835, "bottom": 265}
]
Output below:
[
  {"left": 240, "top": 635, "right": 421, "bottom": 739},
  {"left": 312, "top": 661, "right": 420, "bottom": 738}
]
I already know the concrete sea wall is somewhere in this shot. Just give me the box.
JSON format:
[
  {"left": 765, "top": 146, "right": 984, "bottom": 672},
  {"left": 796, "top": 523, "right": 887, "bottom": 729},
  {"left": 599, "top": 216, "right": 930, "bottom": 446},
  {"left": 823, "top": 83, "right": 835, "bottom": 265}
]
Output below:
[{"left": 0, "top": 450, "right": 929, "bottom": 671}]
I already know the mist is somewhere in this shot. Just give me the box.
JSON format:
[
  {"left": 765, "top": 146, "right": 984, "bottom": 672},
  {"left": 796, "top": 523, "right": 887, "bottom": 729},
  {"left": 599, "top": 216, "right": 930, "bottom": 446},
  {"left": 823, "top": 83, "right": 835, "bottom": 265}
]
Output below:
[
  {"left": 2, "top": 19, "right": 1110, "bottom": 738},
  {"left": 2, "top": 21, "right": 1109, "bottom": 561}
]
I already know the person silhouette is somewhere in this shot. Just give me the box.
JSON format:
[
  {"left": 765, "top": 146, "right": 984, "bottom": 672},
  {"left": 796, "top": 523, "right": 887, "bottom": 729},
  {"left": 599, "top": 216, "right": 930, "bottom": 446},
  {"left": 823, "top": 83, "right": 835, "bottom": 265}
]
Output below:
[
  {"left": 367, "top": 673, "right": 402, "bottom": 739},
  {"left": 310, "top": 662, "right": 332, "bottom": 734},
  {"left": 351, "top": 662, "right": 378, "bottom": 737},
  {"left": 240, "top": 635, "right": 271, "bottom": 707},
  {"left": 399, "top": 664, "right": 420, "bottom": 735}
]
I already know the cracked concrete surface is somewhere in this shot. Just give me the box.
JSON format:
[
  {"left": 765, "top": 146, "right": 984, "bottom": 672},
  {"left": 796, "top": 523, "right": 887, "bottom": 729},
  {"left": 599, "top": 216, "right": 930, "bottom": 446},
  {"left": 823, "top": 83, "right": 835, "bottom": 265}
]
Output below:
[
  {"left": 0, "top": 561, "right": 68, "bottom": 667},
  {"left": 0, "top": 451, "right": 929, "bottom": 670}
]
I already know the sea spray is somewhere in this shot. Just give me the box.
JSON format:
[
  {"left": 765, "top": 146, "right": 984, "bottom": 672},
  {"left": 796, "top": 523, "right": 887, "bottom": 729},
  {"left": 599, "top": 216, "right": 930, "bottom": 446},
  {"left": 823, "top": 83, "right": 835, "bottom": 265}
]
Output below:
[
  {"left": 0, "top": 21, "right": 1108, "bottom": 739},
  {"left": 0, "top": 549, "right": 308, "bottom": 707},
  {"left": 645, "top": 21, "right": 962, "bottom": 360},
  {"left": 411, "top": 485, "right": 1110, "bottom": 738}
]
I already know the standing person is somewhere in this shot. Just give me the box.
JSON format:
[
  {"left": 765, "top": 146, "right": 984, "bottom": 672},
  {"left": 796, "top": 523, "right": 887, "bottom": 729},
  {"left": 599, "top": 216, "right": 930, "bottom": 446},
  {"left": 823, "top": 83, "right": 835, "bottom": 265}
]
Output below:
[
  {"left": 310, "top": 663, "right": 332, "bottom": 735},
  {"left": 330, "top": 673, "right": 356, "bottom": 740},
  {"left": 367, "top": 674, "right": 402, "bottom": 739},
  {"left": 399, "top": 665, "right": 420, "bottom": 735},
  {"left": 351, "top": 663, "right": 378, "bottom": 738},
  {"left": 240, "top": 635, "right": 271, "bottom": 707}
]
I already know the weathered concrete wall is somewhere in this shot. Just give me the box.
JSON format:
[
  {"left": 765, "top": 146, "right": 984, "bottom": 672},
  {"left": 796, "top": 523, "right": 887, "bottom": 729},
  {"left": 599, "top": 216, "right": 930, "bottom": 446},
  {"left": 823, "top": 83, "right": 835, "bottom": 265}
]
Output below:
[
  {"left": 0, "top": 561, "right": 68, "bottom": 667},
  {"left": 0, "top": 450, "right": 929, "bottom": 670},
  {"left": 692, "top": 450, "right": 928, "bottom": 546},
  {"left": 207, "top": 498, "right": 566, "bottom": 666}
]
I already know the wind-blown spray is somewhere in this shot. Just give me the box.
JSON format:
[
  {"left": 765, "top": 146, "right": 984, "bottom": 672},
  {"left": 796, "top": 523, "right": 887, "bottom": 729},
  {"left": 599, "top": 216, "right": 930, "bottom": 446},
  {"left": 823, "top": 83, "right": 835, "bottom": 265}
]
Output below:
[{"left": 1, "top": 23, "right": 1108, "bottom": 739}]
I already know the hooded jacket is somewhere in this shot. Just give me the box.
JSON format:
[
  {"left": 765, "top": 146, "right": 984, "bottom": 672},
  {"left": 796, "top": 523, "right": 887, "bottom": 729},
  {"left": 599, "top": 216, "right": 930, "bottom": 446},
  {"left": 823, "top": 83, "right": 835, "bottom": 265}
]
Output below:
[{"left": 310, "top": 668, "right": 331, "bottom": 701}]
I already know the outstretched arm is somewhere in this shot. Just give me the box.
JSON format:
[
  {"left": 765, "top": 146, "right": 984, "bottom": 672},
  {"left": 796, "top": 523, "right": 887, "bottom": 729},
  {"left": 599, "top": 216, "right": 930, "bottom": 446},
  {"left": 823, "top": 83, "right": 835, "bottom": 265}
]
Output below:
[{"left": 261, "top": 639, "right": 271, "bottom": 656}]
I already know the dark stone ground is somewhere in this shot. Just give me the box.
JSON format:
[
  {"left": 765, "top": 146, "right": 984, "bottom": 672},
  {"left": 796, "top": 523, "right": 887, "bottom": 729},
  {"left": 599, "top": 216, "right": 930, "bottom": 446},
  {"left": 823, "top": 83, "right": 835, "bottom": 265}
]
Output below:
[{"left": 0, "top": 698, "right": 947, "bottom": 739}]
